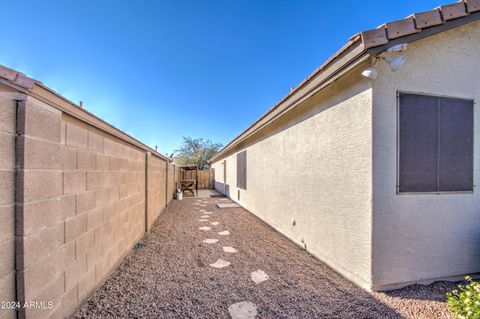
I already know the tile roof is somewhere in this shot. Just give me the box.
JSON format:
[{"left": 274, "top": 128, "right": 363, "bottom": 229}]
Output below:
[
  {"left": 360, "top": 0, "right": 479, "bottom": 49},
  {"left": 211, "top": 0, "right": 480, "bottom": 162}
]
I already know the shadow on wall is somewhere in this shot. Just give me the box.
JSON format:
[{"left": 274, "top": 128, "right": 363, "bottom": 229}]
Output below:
[
  {"left": 225, "top": 184, "right": 230, "bottom": 197},
  {"left": 214, "top": 182, "right": 230, "bottom": 198}
]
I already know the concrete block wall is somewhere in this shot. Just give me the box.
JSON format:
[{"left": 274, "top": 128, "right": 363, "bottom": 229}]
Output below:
[
  {"left": 0, "top": 95, "right": 17, "bottom": 319},
  {"left": 167, "top": 163, "right": 175, "bottom": 204},
  {"left": 15, "top": 96, "right": 71, "bottom": 319},
  {"left": 146, "top": 154, "right": 167, "bottom": 231},
  {"left": 1, "top": 92, "right": 176, "bottom": 319}
]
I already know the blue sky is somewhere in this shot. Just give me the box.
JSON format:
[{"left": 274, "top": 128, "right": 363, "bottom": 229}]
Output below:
[{"left": 1, "top": 0, "right": 446, "bottom": 155}]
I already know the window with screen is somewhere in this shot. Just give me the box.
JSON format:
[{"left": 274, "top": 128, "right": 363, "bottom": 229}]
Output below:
[
  {"left": 237, "top": 150, "right": 247, "bottom": 190},
  {"left": 398, "top": 93, "right": 473, "bottom": 193}
]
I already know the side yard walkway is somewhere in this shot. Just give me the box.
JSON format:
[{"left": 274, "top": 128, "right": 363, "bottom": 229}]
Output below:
[{"left": 73, "top": 197, "right": 454, "bottom": 318}]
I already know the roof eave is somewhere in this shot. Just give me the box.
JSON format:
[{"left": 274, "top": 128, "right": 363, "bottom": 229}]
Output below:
[
  {"left": 210, "top": 1, "right": 480, "bottom": 163},
  {"left": 210, "top": 39, "right": 369, "bottom": 163}
]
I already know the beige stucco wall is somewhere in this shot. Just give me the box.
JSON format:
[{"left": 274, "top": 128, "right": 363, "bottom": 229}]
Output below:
[
  {"left": 0, "top": 93, "right": 19, "bottom": 319},
  {"left": 371, "top": 20, "right": 480, "bottom": 290},
  {"left": 213, "top": 64, "right": 374, "bottom": 289}
]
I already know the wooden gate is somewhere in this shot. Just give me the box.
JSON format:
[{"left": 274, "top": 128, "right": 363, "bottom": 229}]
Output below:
[{"left": 197, "top": 169, "right": 214, "bottom": 189}]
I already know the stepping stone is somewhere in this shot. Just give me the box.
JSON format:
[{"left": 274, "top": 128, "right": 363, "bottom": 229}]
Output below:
[
  {"left": 201, "top": 215, "right": 210, "bottom": 218},
  {"left": 200, "top": 204, "right": 207, "bottom": 207},
  {"left": 202, "top": 239, "right": 219, "bottom": 244},
  {"left": 199, "top": 219, "right": 209, "bottom": 222},
  {"left": 199, "top": 209, "right": 206, "bottom": 212},
  {"left": 218, "top": 231, "right": 230, "bottom": 236},
  {"left": 199, "top": 226, "right": 211, "bottom": 231},
  {"left": 204, "top": 212, "right": 213, "bottom": 215},
  {"left": 223, "top": 247, "right": 238, "bottom": 253},
  {"left": 217, "top": 203, "right": 240, "bottom": 209},
  {"left": 250, "top": 270, "right": 269, "bottom": 284},
  {"left": 211, "top": 222, "right": 219, "bottom": 226},
  {"left": 228, "top": 301, "right": 257, "bottom": 319},
  {"left": 209, "top": 259, "right": 231, "bottom": 268}
]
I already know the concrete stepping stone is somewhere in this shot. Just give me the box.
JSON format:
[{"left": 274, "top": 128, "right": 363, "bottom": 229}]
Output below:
[
  {"left": 202, "top": 239, "right": 219, "bottom": 244},
  {"left": 211, "top": 222, "right": 219, "bottom": 226},
  {"left": 217, "top": 203, "right": 240, "bottom": 208},
  {"left": 228, "top": 301, "right": 257, "bottom": 319},
  {"left": 199, "top": 219, "right": 209, "bottom": 222},
  {"left": 199, "top": 209, "right": 206, "bottom": 212},
  {"left": 250, "top": 270, "right": 269, "bottom": 284},
  {"left": 223, "top": 247, "right": 238, "bottom": 253},
  {"left": 199, "top": 226, "right": 211, "bottom": 231},
  {"left": 204, "top": 212, "right": 213, "bottom": 215},
  {"left": 209, "top": 259, "right": 231, "bottom": 268},
  {"left": 218, "top": 231, "right": 230, "bottom": 236},
  {"left": 201, "top": 215, "right": 210, "bottom": 218}
]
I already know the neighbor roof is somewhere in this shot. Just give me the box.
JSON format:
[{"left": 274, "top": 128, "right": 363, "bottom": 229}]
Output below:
[{"left": 210, "top": 0, "right": 480, "bottom": 163}]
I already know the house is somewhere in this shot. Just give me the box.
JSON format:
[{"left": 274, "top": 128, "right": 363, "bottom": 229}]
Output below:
[{"left": 211, "top": 1, "right": 480, "bottom": 291}]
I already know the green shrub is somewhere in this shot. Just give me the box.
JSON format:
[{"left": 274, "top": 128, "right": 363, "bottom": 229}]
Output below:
[{"left": 447, "top": 276, "right": 480, "bottom": 319}]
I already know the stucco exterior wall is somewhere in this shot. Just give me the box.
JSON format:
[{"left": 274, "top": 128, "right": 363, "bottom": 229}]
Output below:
[
  {"left": 0, "top": 93, "right": 19, "bottom": 319},
  {"left": 213, "top": 65, "right": 374, "bottom": 289},
  {"left": 371, "top": 20, "right": 480, "bottom": 290}
]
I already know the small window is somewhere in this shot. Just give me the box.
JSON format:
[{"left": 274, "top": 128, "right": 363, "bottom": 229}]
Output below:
[
  {"left": 398, "top": 93, "right": 473, "bottom": 193},
  {"left": 236, "top": 150, "right": 247, "bottom": 190}
]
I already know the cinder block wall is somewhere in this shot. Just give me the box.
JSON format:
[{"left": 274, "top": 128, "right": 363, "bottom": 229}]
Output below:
[
  {"left": 2, "top": 93, "right": 176, "bottom": 319},
  {"left": 167, "top": 163, "right": 175, "bottom": 204},
  {"left": 0, "top": 94, "right": 17, "bottom": 319},
  {"left": 146, "top": 154, "right": 167, "bottom": 231}
]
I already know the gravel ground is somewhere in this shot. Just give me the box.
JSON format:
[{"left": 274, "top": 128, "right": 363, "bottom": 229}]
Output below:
[{"left": 73, "top": 197, "right": 455, "bottom": 319}]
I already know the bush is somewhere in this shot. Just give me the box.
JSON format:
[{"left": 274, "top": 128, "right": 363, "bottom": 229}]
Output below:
[{"left": 447, "top": 276, "right": 480, "bottom": 318}]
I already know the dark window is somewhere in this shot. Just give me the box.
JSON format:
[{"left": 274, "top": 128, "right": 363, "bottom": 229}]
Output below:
[
  {"left": 237, "top": 150, "right": 247, "bottom": 190},
  {"left": 398, "top": 93, "right": 473, "bottom": 193}
]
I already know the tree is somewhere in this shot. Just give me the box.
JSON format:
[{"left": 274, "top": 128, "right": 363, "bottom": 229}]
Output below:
[{"left": 173, "top": 137, "right": 223, "bottom": 169}]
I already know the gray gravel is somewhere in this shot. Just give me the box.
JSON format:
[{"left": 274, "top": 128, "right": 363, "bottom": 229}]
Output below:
[
  {"left": 73, "top": 197, "right": 454, "bottom": 318},
  {"left": 373, "top": 281, "right": 455, "bottom": 319}
]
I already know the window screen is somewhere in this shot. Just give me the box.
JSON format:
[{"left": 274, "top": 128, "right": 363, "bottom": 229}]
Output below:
[
  {"left": 398, "top": 93, "right": 473, "bottom": 193},
  {"left": 236, "top": 151, "right": 247, "bottom": 190}
]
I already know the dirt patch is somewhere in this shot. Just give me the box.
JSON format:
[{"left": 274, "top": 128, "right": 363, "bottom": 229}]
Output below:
[{"left": 73, "top": 198, "right": 454, "bottom": 318}]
